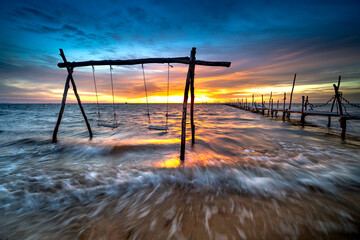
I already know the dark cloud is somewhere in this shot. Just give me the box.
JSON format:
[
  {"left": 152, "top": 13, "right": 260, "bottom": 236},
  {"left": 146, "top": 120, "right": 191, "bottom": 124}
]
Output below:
[{"left": 0, "top": 0, "right": 359, "bottom": 102}]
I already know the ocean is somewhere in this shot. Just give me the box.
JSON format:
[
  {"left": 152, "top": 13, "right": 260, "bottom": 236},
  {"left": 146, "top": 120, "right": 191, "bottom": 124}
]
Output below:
[{"left": 0, "top": 103, "right": 360, "bottom": 239}]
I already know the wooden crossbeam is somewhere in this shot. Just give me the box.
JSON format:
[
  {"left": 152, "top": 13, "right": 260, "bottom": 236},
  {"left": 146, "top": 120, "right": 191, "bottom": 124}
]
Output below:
[{"left": 57, "top": 57, "right": 231, "bottom": 68}]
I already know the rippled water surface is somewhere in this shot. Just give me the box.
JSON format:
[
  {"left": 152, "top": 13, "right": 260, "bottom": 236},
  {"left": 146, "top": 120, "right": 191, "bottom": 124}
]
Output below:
[{"left": 0, "top": 103, "right": 360, "bottom": 239}]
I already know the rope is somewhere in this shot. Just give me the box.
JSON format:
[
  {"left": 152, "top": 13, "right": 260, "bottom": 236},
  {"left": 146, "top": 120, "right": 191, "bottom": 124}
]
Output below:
[
  {"left": 109, "top": 65, "right": 117, "bottom": 126},
  {"left": 341, "top": 96, "right": 360, "bottom": 109},
  {"left": 308, "top": 96, "right": 335, "bottom": 110},
  {"left": 92, "top": 66, "right": 101, "bottom": 119},
  {"left": 166, "top": 63, "right": 173, "bottom": 128},
  {"left": 142, "top": 64, "right": 151, "bottom": 124}
]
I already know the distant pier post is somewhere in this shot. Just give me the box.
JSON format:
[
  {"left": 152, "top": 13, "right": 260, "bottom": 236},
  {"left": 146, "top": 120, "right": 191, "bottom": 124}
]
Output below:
[
  {"left": 328, "top": 76, "right": 341, "bottom": 127},
  {"left": 282, "top": 92, "right": 286, "bottom": 121},
  {"left": 333, "top": 80, "right": 346, "bottom": 139},
  {"left": 288, "top": 74, "right": 297, "bottom": 118},
  {"left": 268, "top": 92, "right": 272, "bottom": 114},
  {"left": 301, "top": 96, "right": 305, "bottom": 126}
]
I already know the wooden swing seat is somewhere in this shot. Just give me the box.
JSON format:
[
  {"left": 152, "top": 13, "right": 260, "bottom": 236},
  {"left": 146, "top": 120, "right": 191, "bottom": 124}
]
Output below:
[
  {"left": 97, "top": 120, "right": 119, "bottom": 129},
  {"left": 148, "top": 125, "right": 168, "bottom": 131}
]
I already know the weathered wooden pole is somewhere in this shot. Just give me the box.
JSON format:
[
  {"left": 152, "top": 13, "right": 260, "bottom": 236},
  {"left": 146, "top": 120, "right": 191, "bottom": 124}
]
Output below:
[
  {"left": 252, "top": 94, "right": 254, "bottom": 109},
  {"left": 288, "top": 74, "right": 297, "bottom": 118},
  {"left": 261, "top": 95, "right": 264, "bottom": 114},
  {"left": 190, "top": 49, "right": 196, "bottom": 145},
  {"left": 305, "top": 96, "right": 309, "bottom": 110},
  {"left": 333, "top": 82, "right": 346, "bottom": 139},
  {"left": 271, "top": 99, "right": 274, "bottom": 117},
  {"left": 301, "top": 96, "right": 305, "bottom": 126},
  {"left": 282, "top": 92, "right": 286, "bottom": 121},
  {"left": 59, "top": 49, "right": 93, "bottom": 140},
  {"left": 180, "top": 48, "right": 196, "bottom": 161},
  {"left": 53, "top": 49, "right": 93, "bottom": 142},
  {"left": 52, "top": 73, "right": 71, "bottom": 142},
  {"left": 328, "top": 76, "right": 341, "bottom": 127},
  {"left": 268, "top": 92, "right": 272, "bottom": 114}
]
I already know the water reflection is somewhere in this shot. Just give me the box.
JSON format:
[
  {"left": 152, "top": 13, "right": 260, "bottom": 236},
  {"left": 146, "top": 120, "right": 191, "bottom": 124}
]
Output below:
[{"left": 0, "top": 103, "right": 359, "bottom": 239}]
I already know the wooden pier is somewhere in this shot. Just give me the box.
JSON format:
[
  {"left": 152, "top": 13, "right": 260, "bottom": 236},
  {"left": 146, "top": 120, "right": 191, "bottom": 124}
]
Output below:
[{"left": 225, "top": 75, "right": 360, "bottom": 139}]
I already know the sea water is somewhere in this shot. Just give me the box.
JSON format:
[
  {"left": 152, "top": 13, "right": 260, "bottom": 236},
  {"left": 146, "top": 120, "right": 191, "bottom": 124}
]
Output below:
[{"left": 0, "top": 103, "right": 359, "bottom": 239}]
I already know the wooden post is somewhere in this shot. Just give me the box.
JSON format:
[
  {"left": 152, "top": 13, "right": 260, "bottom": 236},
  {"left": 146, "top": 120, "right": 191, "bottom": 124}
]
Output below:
[
  {"left": 246, "top": 97, "right": 247, "bottom": 110},
  {"left": 190, "top": 49, "right": 196, "bottom": 145},
  {"left": 305, "top": 96, "right": 308, "bottom": 110},
  {"left": 271, "top": 99, "right": 274, "bottom": 117},
  {"left": 252, "top": 94, "right": 254, "bottom": 109},
  {"left": 268, "top": 92, "right": 272, "bottom": 114},
  {"left": 333, "top": 82, "right": 346, "bottom": 139},
  {"left": 52, "top": 73, "right": 71, "bottom": 142},
  {"left": 180, "top": 47, "right": 196, "bottom": 161},
  {"left": 328, "top": 76, "right": 341, "bottom": 127},
  {"left": 301, "top": 96, "right": 305, "bottom": 126},
  {"left": 288, "top": 73, "right": 297, "bottom": 118},
  {"left": 261, "top": 95, "right": 264, "bottom": 114},
  {"left": 282, "top": 92, "right": 286, "bottom": 121},
  {"left": 59, "top": 49, "right": 93, "bottom": 140}
]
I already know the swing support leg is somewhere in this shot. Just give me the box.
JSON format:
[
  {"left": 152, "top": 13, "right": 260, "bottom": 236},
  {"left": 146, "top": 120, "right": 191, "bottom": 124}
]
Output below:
[
  {"left": 53, "top": 49, "right": 93, "bottom": 142},
  {"left": 52, "top": 73, "right": 71, "bottom": 142},
  {"left": 190, "top": 51, "right": 196, "bottom": 145},
  {"left": 180, "top": 48, "right": 196, "bottom": 161}
]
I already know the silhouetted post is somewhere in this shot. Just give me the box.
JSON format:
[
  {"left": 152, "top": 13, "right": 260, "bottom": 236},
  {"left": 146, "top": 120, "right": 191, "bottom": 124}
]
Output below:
[
  {"left": 301, "top": 96, "right": 305, "bottom": 126},
  {"left": 328, "top": 76, "right": 341, "bottom": 127},
  {"left": 180, "top": 47, "right": 196, "bottom": 161},
  {"left": 190, "top": 49, "right": 196, "bottom": 145},
  {"left": 271, "top": 99, "right": 274, "bottom": 117},
  {"left": 282, "top": 92, "right": 286, "bottom": 121},
  {"left": 305, "top": 96, "right": 309, "bottom": 110},
  {"left": 246, "top": 97, "right": 247, "bottom": 110},
  {"left": 53, "top": 49, "right": 93, "bottom": 142},
  {"left": 261, "top": 95, "right": 264, "bottom": 114},
  {"left": 288, "top": 74, "right": 297, "bottom": 118},
  {"left": 333, "top": 82, "right": 346, "bottom": 139},
  {"left": 268, "top": 92, "right": 272, "bottom": 114},
  {"left": 52, "top": 72, "right": 71, "bottom": 142},
  {"left": 252, "top": 94, "right": 254, "bottom": 109}
]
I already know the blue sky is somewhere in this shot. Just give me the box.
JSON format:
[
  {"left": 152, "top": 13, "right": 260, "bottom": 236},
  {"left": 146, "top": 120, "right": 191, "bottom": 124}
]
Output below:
[{"left": 0, "top": 0, "right": 359, "bottom": 103}]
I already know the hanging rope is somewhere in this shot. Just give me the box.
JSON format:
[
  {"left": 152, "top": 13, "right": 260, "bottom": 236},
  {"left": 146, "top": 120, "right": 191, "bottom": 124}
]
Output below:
[
  {"left": 308, "top": 96, "right": 335, "bottom": 110},
  {"left": 92, "top": 66, "right": 101, "bottom": 119},
  {"left": 341, "top": 96, "right": 360, "bottom": 109},
  {"left": 109, "top": 65, "right": 117, "bottom": 126},
  {"left": 166, "top": 63, "right": 173, "bottom": 128},
  {"left": 142, "top": 64, "right": 151, "bottom": 124}
]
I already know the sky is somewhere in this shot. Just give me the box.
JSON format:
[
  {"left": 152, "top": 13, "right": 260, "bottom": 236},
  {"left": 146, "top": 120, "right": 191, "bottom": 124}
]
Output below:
[{"left": 0, "top": 0, "right": 359, "bottom": 103}]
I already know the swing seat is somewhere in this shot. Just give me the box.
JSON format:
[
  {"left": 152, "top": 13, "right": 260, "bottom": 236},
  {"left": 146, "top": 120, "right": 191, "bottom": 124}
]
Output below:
[
  {"left": 148, "top": 125, "right": 168, "bottom": 131},
  {"left": 97, "top": 120, "right": 119, "bottom": 129}
]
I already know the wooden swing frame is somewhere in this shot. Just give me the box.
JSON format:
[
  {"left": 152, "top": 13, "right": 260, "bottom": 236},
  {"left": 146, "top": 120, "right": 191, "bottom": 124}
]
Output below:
[{"left": 53, "top": 47, "right": 231, "bottom": 161}]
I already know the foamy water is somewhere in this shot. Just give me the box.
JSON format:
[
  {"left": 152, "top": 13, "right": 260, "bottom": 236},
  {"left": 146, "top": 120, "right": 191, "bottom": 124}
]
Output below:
[{"left": 0, "top": 103, "right": 359, "bottom": 239}]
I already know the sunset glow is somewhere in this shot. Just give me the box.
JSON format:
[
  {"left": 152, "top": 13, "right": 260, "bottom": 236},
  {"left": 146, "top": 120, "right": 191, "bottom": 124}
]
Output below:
[{"left": 0, "top": 1, "right": 359, "bottom": 103}]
